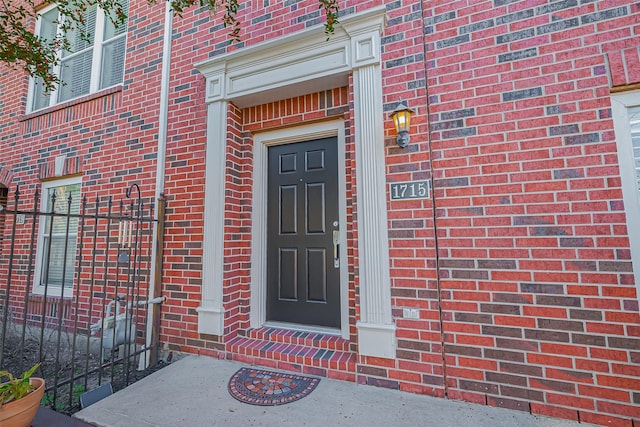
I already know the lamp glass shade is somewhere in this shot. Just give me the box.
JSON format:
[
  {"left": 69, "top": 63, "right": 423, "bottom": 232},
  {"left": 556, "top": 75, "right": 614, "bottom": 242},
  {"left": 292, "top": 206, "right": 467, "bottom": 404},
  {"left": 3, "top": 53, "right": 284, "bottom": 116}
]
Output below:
[
  {"left": 392, "top": 109, "right": 411, "bottom": 133},
  {"left": 391, "top": 100, "right": 414, "bottom": 134}
]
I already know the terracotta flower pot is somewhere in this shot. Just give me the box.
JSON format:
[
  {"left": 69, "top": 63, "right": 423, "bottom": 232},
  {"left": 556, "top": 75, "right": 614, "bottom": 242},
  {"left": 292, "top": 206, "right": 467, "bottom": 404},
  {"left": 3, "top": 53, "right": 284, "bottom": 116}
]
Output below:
[{"left": 0, "top": 377, "right": 45, "bottom": 427}]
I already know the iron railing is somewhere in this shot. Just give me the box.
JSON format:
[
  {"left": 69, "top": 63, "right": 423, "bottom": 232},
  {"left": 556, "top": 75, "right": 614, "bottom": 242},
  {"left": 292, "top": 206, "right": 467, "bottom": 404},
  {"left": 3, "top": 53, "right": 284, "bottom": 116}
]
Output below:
[{"left": 0, "top": 182, "right": 165, "bottom": 414}]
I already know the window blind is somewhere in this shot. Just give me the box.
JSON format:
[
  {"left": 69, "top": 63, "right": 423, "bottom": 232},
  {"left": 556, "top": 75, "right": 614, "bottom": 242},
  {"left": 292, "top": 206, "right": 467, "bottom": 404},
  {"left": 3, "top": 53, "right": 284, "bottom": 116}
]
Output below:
[{"left": 41, "top": 183, "right": 81, "bottom": 289}]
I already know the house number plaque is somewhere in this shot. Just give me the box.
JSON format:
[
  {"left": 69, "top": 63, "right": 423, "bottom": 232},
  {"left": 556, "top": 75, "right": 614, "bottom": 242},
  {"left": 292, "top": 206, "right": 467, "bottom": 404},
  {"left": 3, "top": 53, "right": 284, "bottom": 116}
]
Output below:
[{"left": 389, "top": 180, "right": 431, "bottom": 200}]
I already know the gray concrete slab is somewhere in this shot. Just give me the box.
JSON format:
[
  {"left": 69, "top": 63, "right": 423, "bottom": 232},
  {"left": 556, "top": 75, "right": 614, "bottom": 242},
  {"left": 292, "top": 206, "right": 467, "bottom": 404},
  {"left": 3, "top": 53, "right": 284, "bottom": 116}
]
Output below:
[{"left": 75, "top": 355, "right": 595, "bottom": 427}]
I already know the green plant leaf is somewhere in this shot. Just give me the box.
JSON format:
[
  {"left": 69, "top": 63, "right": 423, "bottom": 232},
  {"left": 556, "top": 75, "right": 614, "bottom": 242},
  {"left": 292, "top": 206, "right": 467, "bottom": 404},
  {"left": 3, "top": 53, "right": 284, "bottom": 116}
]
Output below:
[{"left": 0, "top": 363, "right": 40, "bottom": 406}]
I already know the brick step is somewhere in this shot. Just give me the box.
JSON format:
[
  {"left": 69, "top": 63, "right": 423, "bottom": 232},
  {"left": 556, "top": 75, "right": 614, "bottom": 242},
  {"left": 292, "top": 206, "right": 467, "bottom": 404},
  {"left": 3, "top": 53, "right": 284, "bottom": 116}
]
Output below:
[
  {"left": 226, "top": 329, "right": 356, "bottom": 378},
  {"left": 247, "top": 327, "right": 352, "bottom": 352}
]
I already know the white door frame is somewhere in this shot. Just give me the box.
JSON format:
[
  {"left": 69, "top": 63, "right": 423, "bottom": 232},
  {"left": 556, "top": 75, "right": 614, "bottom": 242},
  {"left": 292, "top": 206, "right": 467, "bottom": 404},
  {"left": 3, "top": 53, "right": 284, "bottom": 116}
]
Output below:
[{"left": 250, "top": 121, "right": 349, "bottom": 338}]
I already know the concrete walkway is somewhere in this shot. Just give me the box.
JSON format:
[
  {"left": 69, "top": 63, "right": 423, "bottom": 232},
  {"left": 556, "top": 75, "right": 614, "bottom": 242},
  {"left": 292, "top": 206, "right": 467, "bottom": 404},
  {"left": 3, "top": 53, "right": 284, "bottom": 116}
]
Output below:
[{"left": 75, "top": 355, "right": 596, "bottom": 427}]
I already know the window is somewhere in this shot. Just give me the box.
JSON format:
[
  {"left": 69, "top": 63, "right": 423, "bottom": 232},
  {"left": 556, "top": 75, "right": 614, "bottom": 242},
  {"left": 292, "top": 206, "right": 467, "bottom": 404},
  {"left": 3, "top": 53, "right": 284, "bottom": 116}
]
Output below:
[
  {"left": 29, "top": 1, "right": 129, "bottom": 112},
  {"left": 611, "top": 91, "right": 640, "bottom": 298},
  {"left": 34, "top": 177, "right": 82, "bottom": 296}
]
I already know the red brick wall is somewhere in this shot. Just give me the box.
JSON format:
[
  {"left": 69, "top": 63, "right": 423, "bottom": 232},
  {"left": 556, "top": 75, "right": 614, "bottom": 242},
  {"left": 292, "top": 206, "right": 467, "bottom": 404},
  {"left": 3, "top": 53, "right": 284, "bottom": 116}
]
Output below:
[
  {"left": 423, "top": 0, "right": 640, "bottom": 425},
  {"left": 1, "top": 0, "right": 639, "bottom": 425},
  {"left": 377, "top": 0, "right": 444, "bottom": 398},
  {"left": 0, "top": 0, "right": 165, "bottom": 336},
  {"left": 158, "top": 87, "right": 354, "bottom": 353}
]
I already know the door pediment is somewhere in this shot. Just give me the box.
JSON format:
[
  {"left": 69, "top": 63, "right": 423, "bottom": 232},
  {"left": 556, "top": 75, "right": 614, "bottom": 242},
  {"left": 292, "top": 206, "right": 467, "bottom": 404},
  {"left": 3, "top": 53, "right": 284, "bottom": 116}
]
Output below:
[{"left": 194, "top": 6, "right": 386, "bottom": 107}]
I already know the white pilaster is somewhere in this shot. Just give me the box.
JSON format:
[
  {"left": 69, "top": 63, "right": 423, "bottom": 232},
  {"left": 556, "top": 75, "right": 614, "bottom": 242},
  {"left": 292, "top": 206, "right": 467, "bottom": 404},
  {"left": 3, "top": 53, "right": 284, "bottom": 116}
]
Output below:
[
  {"left": 345, "top": 22, "right": 396, "bottom": 359},
  {"left": 196, "top": 99, "right": 227, "bottom": 335}
]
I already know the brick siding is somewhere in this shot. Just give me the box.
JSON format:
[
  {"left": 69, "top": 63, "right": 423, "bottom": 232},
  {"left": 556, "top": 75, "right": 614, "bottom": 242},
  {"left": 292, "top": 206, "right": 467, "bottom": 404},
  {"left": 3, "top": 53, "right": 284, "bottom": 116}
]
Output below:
[
  {"left": 424, "top": 0, "right": 640, "bottom": 424},
  {"left": 0, "top": 0, "right": 639, "bottom": 425}
]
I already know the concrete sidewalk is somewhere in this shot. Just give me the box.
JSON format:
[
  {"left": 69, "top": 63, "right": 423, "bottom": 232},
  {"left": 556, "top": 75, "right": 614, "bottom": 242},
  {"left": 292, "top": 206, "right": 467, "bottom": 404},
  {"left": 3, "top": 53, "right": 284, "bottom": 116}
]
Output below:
[{"left": 75, "top": 355, "right": 595, "bottom": 427}]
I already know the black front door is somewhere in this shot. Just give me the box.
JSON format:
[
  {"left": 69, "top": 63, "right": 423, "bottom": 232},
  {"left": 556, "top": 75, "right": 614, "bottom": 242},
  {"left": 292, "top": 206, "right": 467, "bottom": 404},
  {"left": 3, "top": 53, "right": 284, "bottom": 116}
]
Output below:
[{"left": 267, "top": 137, "right": 340, "bottom": 328}]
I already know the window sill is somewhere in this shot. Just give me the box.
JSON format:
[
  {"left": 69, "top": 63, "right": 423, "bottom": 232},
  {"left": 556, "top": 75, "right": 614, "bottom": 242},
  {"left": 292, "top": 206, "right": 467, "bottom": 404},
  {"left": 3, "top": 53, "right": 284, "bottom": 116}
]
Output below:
[{"left": 20, "top": 85, "right": 123, "bottom": 122}]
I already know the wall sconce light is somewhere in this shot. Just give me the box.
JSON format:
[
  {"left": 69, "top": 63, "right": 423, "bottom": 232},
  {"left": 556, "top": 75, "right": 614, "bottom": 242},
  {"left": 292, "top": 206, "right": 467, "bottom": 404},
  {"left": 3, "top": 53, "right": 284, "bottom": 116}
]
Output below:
[{"left": 390, "top": 99, "right": 415, "bottom": 148}]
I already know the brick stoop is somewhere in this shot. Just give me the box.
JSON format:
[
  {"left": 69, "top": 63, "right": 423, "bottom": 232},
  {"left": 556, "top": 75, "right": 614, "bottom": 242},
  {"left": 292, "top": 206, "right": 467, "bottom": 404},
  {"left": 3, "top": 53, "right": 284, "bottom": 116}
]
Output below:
[{"left": 226, "top": 327, "right": 356, "bottom": 381}]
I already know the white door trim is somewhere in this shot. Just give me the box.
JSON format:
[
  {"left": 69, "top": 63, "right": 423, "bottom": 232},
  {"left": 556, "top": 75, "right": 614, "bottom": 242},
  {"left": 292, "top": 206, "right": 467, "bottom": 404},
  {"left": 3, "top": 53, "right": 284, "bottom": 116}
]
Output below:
[{"left": 251, "top": 121, "right": 349, "bottom": 339}]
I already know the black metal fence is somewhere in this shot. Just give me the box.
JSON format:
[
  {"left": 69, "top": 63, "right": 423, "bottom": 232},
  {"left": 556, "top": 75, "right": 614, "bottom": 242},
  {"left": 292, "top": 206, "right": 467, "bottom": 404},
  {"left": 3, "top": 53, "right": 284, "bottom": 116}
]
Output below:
[{"left": 0, "top": 182, "right": 165, "bottom": 414}]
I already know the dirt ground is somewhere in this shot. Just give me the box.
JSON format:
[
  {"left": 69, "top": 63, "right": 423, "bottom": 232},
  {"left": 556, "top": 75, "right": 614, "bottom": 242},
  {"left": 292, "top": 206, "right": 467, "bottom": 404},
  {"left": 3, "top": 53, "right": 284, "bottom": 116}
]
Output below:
[{"left": 1, "top": 319, "right": 166, "bottom": 415}]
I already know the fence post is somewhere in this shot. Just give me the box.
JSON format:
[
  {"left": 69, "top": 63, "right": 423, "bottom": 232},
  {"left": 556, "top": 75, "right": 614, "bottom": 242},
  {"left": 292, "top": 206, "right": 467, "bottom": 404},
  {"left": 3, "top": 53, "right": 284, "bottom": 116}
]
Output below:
[
  {"left": 149, "top": 194, "right": 165, "bottom": 366},
  {"left": 0, "top": 187, "right": 20, "bottom": 369}
]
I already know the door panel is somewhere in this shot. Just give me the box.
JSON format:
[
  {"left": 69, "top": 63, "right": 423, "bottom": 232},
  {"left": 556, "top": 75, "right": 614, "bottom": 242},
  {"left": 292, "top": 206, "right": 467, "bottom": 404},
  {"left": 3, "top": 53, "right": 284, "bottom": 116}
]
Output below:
[
  {"left": 307, "top": 248, "right": 327, "bottom": 302},
  {"left": 267, "top": 137, "right": 340, "bottom": 328},
  {"left": 278, "top": 248, "right": 298, "bottom": 300},
  {"left": 306, "top": 183, "right": 325, "bottom": 233},
  {"left": 279, "top": 186, "right": 297, "bottom": 234}
]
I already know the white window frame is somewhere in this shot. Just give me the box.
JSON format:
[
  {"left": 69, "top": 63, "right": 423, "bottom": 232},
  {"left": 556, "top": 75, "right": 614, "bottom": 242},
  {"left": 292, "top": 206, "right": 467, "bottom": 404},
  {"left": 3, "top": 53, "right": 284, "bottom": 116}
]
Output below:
[
  {"left": 27, "top": 2, "right": 127, "bottom": 113},
  {"left": 611, "top": 90, "right": 640, "bottom": 299},
  {"left": 33, "top": 176, "right": 82, "bottom": 297}
]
